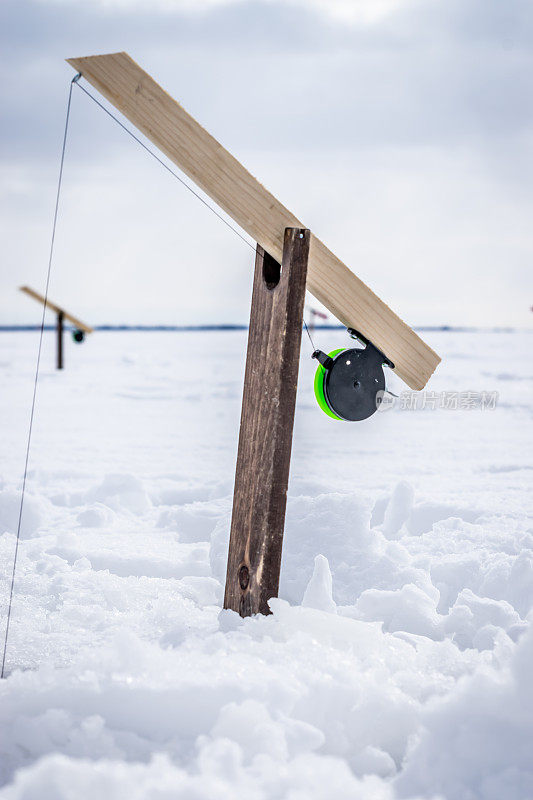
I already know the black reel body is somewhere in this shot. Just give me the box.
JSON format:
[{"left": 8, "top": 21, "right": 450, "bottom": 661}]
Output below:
[
  {"left": 72, "top": 329, "right": 85, "bottom": 343},
  {"left": 313, "top": 330, "right": 393, "bottom": 422}
]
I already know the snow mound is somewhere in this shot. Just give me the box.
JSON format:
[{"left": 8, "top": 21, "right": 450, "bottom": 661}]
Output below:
[
  {"left": 157, "top": 499, "right": 229, "bottom": 543},
  {"left": 302, "top": 555, "right": 337, "bottom": 614},
  {"left": 0, "top": 600, "right": 481, "bottom": 797},
  {"left": 0, "top": 750, "right": 394, "bottom": 800},
  {"left": 396, "top": 624, "right": 533, "bottom": 800},
  {"left": 0, "top": 490, "right": 44, "bottom": 540},
  {"left": 211, "top": 492, "right": 397, "bottom": 606},
  {"left": 76, "top": 503, "right": 115, "bottom": 528},
  {"left": 0, "top": 330, "right": 531, "bottom": 798},
  {"left": 86, "top": 474, "right": 151, "bottom": 515}
]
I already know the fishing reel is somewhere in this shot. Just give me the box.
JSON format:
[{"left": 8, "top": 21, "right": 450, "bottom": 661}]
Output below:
[
  {"left": 72, "top": 329, "right": 85, "bottom": 343},
  {"left": 312, "top": 329, "right": 394, "bottom": 421}
]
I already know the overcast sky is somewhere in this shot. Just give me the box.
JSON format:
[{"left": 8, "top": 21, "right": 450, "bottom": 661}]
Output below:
[{"left": 1, "top": 0, "right": 532, "bottom": 327}]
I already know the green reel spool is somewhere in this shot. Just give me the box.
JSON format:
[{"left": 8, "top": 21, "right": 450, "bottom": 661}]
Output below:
[{"left": 313, "top": 348, "right": 345, "bottom": 421}]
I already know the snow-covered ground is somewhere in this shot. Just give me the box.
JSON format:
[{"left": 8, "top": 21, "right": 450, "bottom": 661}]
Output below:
[{"left": 0, "top": 328, "right": 532, "bottom": 799}]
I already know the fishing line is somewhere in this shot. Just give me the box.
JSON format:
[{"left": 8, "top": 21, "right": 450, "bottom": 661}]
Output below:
[
  {"left": 73, "top": 80, "right": 257, "bottom": 255},
  {"left": 73, "top": 79, "right": 318, "bottom": 352},
  {"left": 303, "top": 319, "right": 317, "bottom": 352},
  {"left": 2, "top": 75, "right": 320, "bottom": 675},
  {"left": 1, "top": 75, "right": 77, "bottom": 679}
]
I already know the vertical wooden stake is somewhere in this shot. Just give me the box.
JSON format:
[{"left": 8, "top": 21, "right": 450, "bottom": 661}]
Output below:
[
  {"left": 224, "top": 227, "right": 310, "bottom": 617},
  {"left": 56, "top": 311, "right": 64, "bottom": 370}
]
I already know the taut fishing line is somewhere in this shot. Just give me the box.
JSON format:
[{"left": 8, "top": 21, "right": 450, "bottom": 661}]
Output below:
[
  {"left": 2, "top": 76, "right": 77, "bottom": 679},
  {"left": 2, "top": 74, "right": 322, "bottom": 676},
  {"left": 73, "top": 79, "right": 319, "bottom": 352}
]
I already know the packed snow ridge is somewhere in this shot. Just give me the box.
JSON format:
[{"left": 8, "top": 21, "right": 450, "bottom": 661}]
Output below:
[{"left": 0, "top": 329, "right": 532, "bottom": 799}]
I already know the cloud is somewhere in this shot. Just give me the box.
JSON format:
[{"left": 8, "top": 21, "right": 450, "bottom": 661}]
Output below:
[
  {"left": 1, "top": 0, "right": 532, "bottom": 327},
  {"left": 2, "top": 0, "right": 532, "bottom": 157},
  {"left": 33, "top": 0, "right": 403, "bottom": 25}
]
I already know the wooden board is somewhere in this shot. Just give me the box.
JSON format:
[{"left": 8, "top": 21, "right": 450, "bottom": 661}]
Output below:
[
  {"left": 20, "top": 286, "right": 93, "bottom": 333},
  {"left": 67, "top": 51, "right": 440, "bottom": 389},
  {"left": 224, "top": 229, "right": 309, "bottom": 616}
]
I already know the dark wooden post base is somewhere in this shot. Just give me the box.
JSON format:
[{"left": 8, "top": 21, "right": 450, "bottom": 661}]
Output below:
[
  {"left": 224, "top": 227, "right": 310, "bottom": 616},
  {"left": 56, "top": 311, "right": 64, "bottom": 370}
]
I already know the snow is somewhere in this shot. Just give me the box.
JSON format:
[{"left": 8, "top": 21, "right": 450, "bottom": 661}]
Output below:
[
  {"left": 0, "top": 328, "right": 532, "bottom": 799},
  {"left": 302, "top": 555, "right": 337, "bottom": 614}
]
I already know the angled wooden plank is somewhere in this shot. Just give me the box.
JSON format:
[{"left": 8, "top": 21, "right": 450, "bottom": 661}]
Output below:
[
  {"left": 20, "top": 286, "right": 93, "bottom": 333},
  {"left": 67, "top": 51, "right": 440, "bottom": 389}
]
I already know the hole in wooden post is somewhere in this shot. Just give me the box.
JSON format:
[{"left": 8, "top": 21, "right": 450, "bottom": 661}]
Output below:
[
  {"left": 262, "top": 251, "right": 281, "bottom": 290},
  {"left": 238, "top": 565, "right": 249, "bottom": 590}
]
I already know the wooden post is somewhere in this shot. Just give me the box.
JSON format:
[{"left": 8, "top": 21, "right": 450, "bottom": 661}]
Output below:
[
  {"left": 56, "top": 311, "right": 64, "bottom": 370},
  {"left": 224, "top": 227, "right": 310, "bottom": 617},
  {"left": 19, "top": 286, "right": 92, "bottom": 370}
]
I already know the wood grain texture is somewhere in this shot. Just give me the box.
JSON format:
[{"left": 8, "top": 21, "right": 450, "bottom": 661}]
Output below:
[
  {"left": 224, "top": 229, "right": 309, "bottom": 616},
  {"left": 19, "top": 286, "right": 93, "bottom": 333},
  {"left": 66, "top": 51, "right": 440, "bottom": 389}
]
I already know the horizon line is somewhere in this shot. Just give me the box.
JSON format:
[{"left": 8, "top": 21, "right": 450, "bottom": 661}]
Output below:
[{"left": 0, "top": 324, "right": 524, "bottom": 333}]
